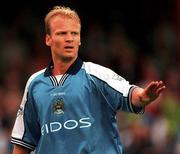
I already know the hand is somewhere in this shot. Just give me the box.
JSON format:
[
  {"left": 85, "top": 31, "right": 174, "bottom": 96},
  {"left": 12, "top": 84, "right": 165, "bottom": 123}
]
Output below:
[{"left": 139, "top": 81, "right": 166, "bottom": 106}]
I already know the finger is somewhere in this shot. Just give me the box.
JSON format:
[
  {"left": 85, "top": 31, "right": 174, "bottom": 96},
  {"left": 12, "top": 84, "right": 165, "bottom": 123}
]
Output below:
[
  {"left": 156, "top": 86, "right": 166, "bottom": 95},
  {"left": 155, "top": 81, "right": 165, "bottom": 93},
  {"left": 145, "top": 81, "right": 165, "bottom": 96},
  {"left": 148, "top": 81, "right": 161, "bottom": 93},
  {"left": 154, "top": 81, "right": 164, "bottom": 91},
  {"left": 153, "top": 81, "right": 159, "bottom": 90},
  {"left": 146, "top": 81, "right": 157, "bottom": 91},
  {"left": 156, "top": 81, "right": 164, "bottom": 88}
]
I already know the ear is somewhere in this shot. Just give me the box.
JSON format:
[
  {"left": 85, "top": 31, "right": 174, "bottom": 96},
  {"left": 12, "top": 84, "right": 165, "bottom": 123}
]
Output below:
[
  {"left": 79, "top": 38, "right": 81, "bottom": 46},
  {"left": 45, "top": 34, "right": 51, "bottom": 46}
]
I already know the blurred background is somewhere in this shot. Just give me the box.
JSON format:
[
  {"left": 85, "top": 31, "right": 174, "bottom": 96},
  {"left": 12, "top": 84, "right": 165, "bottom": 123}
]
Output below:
[{"left": 0, "top": 0, "right": 179, "bottom": 154}]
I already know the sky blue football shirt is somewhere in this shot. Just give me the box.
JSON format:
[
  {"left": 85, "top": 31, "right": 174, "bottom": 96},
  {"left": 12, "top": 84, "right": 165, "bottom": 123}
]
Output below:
[{"left": 11, "top": 58, "right": 143, "bottom": 154}]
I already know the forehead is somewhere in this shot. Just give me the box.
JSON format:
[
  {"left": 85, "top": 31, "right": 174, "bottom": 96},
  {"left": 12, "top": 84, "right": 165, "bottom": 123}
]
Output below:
[{"left": 49, "top": 15, "right": 81, "bottom": 30}]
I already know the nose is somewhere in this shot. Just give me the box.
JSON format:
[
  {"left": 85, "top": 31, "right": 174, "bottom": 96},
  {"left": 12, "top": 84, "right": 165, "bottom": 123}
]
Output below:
[{"left": 65, "top": 33, "right": 73, "bottom": 42}]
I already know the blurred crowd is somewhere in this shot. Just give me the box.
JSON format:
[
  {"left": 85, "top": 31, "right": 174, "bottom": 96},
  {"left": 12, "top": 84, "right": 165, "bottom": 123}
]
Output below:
[{"left": 0, "top": 2, "right": 179, "bottom": 154}]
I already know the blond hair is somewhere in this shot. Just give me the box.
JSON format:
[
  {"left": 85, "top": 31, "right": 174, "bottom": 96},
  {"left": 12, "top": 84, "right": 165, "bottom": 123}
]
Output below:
[{"left": 44, "top": 6, "right": 81, "bottom": 34}]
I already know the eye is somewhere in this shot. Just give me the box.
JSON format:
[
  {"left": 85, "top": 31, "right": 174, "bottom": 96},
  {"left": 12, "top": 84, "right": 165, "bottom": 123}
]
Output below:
[
  {"left": 71, "top": 32, "right": 79, "bottom": 35},
  {"left": 56, "top": 31, "right": 67, "bottom": 35}
]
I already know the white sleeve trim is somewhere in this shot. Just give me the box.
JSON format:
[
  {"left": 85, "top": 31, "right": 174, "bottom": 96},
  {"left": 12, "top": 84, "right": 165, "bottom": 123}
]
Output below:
[
  {"left": 11, "top": 69, "right": 45, "bottom": 140},
  {"left": 83, "top": 62, "right": 131, "bottom": 97},
  {"left": 11, "top": 137, "right": 35, "bottom": 150}
]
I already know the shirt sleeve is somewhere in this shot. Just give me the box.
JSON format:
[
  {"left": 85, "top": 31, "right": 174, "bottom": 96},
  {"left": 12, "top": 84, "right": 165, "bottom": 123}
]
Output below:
[
  {"left": 11, "top": 78, "right": 40, "bottom": 151},
  {"left": 84, "top": 62, "right": 144, "bottom": 113}
]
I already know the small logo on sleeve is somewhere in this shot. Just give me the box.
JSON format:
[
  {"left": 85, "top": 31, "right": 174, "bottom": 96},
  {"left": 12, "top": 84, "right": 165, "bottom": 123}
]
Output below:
[{"left": 17, "top": 106, "right": 24, "bottom": 117}]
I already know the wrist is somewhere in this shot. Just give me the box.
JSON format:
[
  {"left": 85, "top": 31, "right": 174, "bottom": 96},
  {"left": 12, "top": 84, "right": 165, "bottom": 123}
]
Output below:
[{"left": 132, "top": 87, "right": 148, "bottom": 107}]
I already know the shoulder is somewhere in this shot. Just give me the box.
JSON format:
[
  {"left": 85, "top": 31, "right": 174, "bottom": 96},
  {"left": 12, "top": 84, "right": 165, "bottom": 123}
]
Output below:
[
  {"left": 83, "top": 62, "right": 114, "bottom": 74},
  {"left": 82, "top": 61, "right": 124, "bottom": 82},
  {"left": 26, "top": 68, "right": 46, "bottom": 88}
]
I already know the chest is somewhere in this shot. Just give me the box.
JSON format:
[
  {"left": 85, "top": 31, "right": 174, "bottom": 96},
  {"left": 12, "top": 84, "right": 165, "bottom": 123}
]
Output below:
[{"left": 32, "top": 74, "right": 96, "bottom": 124}]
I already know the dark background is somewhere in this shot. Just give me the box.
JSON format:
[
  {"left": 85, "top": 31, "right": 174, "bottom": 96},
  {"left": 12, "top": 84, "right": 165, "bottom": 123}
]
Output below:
[
  {"left": 0, "top": 0, "right": 179, "bottom": 154},
  {"left": 0, "top": 0, "right": 175, "bottom": 45}
]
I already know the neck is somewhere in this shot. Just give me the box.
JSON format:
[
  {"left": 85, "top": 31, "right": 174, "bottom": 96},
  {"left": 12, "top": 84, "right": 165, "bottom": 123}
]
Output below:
[{"left": 52, "top": 57, "right": 77, "bottom": 75}]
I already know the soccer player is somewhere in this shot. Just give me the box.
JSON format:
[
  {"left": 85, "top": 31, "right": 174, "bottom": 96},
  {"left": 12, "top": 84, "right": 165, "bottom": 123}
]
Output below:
[{"left": 11, "top": 6, "right": 165, "bottom": 154}]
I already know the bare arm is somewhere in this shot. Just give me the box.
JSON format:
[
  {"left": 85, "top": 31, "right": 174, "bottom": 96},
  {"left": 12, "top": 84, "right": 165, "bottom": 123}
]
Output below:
[
  {"left": 13, "top": 144, "right": 31, "bottom": 154},
  {"left": 132, "top": 81, "right": 166, "bottom": 107}
]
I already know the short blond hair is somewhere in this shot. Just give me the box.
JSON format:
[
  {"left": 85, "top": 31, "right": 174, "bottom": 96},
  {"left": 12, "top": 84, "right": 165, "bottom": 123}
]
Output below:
[{"left": 44, "top": 6, "right": 81, "bottom": 34}]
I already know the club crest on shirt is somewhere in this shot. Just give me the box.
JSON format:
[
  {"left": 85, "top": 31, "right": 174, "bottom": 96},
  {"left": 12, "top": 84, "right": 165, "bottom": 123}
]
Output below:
[{"left": 52, "top": 98, "right": 64, "bottom": 115}]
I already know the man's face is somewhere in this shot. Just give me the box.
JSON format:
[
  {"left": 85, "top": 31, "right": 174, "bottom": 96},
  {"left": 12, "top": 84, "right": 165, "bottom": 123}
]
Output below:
[{"left": 46, "top": 15, "right": 81, "bottom": 62}]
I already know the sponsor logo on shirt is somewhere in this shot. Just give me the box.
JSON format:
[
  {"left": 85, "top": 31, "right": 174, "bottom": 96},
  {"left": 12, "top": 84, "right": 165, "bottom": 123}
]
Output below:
[{"left": 41, "top": 117, "right": 92, "bottom": 135}]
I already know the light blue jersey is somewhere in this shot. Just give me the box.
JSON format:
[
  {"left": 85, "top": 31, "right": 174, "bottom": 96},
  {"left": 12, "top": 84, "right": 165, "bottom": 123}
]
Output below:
[{"left": 11, "top": 58, "right": 143, "bottom": 154}]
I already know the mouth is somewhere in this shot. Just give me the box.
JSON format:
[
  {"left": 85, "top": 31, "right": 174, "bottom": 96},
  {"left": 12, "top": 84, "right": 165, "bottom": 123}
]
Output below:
[{"left": 64, "top": 46, "right": 74, "bottom": 49}]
